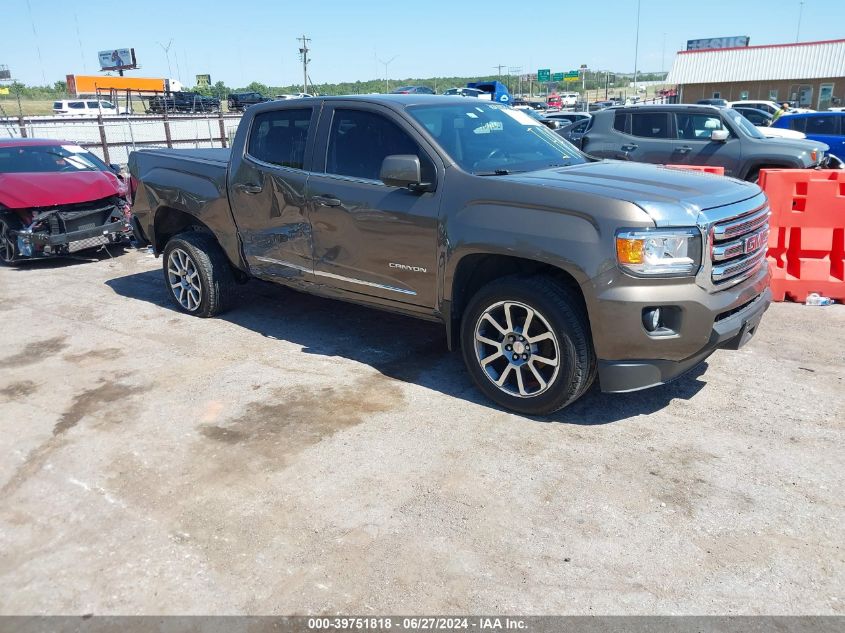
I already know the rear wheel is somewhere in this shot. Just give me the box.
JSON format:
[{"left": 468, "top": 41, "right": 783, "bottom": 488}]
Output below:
[
  {"left": 162, "top": 232, "right": 235, "bottom": 317},
  {"left": 0, "top": 215, "right": 22, "bottom": 266},
  {"left": 460, "top": 275, "right": 595, "bottom": 415}
]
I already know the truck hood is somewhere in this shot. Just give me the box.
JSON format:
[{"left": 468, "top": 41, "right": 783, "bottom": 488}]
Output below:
[
  {"left": 0, "top": 171, "right": 124, "bottom": 209},
  {"left": 752, "top": 136, "right": 829, "bottom": 156},
  {"left": 507, "top": 160, "right": 761, "bottom": 226}
]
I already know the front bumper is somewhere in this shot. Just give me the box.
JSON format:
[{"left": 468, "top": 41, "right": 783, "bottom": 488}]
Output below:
[
  {"left": 597, "top": 287, "right": 770, "bottom": 392},
  {"left": 583, "top": 262, "right": 772, "bottom": 393},
  {"left": 17, "top": 218, "right": 130, "bottom": 257}
]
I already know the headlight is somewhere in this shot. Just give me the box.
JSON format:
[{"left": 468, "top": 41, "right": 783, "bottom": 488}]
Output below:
[{"left": 616, "top": 229, "right": 701, "bottom": 276}]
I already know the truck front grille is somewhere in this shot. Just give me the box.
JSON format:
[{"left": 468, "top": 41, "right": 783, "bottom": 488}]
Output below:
[{"left": 707, "top": 202, "right": 770, "bottom": 289}]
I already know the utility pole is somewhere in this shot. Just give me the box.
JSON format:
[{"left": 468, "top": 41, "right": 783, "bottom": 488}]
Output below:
[
  {"left": 298, "top": 35, "right": 311, "bottom": 95},
  {"left": 494, "top": 64, "right": 506, "bottom": 83},
  {"left": 509, "top": 66, "right": 521, "bottom": 96},
  {"left": 378, "top": 55, "right": 398, "bottom": 93}
]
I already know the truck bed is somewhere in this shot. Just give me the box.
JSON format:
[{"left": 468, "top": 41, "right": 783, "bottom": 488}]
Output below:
[{"left": 133, "top": 147, "right": 231, "bottom": 167}]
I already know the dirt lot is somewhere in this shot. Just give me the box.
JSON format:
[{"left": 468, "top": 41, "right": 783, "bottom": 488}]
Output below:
[{"left": 0, "top": 247, "right": 842, "bottom": 615}]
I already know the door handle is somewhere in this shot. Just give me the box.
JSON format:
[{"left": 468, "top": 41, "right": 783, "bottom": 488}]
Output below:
[
  {"left": 621, "top": 144, "right": 638, "bottom": 152},
  {"left": 235, "top": 183, "right": 263, "bottom": 194},
  {"left": 313, "top": 195, "right": 342, "bottom": 207},
  {"left": 675, "top": 146, "right": 692, "bottom": 154}
]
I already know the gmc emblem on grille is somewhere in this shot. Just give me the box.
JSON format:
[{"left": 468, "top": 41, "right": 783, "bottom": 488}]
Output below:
[{"left": 744, "top": 231, "right": 766, "bottom": 254}]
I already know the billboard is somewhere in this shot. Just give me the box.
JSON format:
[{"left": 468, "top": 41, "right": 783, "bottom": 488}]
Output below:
[
  {"left": 67, "top": 74, "right": 168, "bottom": 96},
  {"left": 686, "top": 36, "right": 750, "bottom": 51},
  {"left": 98, "top": 48, "right": 137, "bottom": 71},
  {"left": 196, "top": 74, "right": 211, "bottom": 88}
]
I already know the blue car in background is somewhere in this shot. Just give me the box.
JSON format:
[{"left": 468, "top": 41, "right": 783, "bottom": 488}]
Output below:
[
  {"left": 773, "top": 112, "right": 845, "bottom": 158},
  {"left": 466, "top": 81, "right": 512, "bottom": 104}
]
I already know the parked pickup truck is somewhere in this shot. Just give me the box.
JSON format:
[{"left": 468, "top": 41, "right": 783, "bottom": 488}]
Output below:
[
  {"left": 227, "top": 92, "right": 271, "bottom": 112},
  {"left": 129, "top": 95, "right": 772, "bottom": 415},
  {"left": 147, "top": 92, "right": 220, "bottom": 114}
]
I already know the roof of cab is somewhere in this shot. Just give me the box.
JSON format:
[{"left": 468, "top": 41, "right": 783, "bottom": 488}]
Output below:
[
  {"left": 0, "top": 138, "right": 73, "bottom": 147},
  {"left": 248, "top": 93, "right": 483, "bottom": 115}
]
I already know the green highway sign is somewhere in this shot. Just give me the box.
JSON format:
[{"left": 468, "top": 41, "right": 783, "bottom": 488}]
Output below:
[
  {"left": 565, "top": 70, "right": 580, "bottom": 79},
  {"left": 537, "top": 68, "right": 551, "bottom": 82},
  {"left": 552, "top": 72, "right": 564, "bottom": 82}
]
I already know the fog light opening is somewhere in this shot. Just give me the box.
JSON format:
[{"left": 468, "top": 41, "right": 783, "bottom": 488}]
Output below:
[{"left": 643, "top": 307, "right": 662, "bottom": 332}]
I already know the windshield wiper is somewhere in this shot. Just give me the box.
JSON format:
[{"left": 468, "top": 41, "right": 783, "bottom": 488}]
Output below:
[{"left": 474, "top": 169, "right": 522, "bottom": 176}]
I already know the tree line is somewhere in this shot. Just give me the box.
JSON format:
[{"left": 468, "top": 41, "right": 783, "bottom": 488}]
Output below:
[{"left": 1, "top": 71, "right": 668, "bottom": 100}]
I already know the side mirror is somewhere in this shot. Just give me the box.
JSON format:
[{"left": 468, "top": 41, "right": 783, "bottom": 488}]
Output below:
[
  {"left": 380, "top": 154, "right": 428, "bottom": 191},
  {"left": 545, "top": 120, "right": 562, "bottom": 130},
  {"left": 710, "top": 129, "right": 729, "bottom": 142},
  {"left": 109, "top": 163, "right": 122, "bottom": 174}
]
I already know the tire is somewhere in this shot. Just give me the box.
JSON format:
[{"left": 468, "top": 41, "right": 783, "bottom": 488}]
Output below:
[
  {"left": 162, "top": 231, "right": 235, "bottom": 317},
  {"left": 460, "top": 275, "right": 596, "bottom": 416},
  {"left": 747, "top": 169, "right": 760, "bottom": 184},
  {"left": 0, "top": 214, "right": 22, "bottom": 266}
]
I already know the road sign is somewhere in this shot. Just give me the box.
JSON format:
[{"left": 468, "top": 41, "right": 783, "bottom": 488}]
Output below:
[
  {"left": 565, "top": 71, "right": 580, "bottom": 80},
  {"left": 552, "top": 72, "right": 564, "bottom": 82},
  {"left": 537, "top": 69, "right": 550, "bottom": 82}
]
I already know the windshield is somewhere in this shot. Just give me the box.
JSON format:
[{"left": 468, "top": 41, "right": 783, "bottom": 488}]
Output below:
[
  {"left": 0, "top": 144, "right": 111, "bottom": 174},
  {"left": 724, "top": 109, "right": 766, "bottom": 139},
  {"left": 407, "top": 103, "right": 586, "bottom": 174}
]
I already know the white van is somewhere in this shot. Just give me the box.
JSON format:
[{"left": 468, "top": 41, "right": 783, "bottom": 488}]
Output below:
[
  {"left": 560, "top": 93, "right": 579, "bottom": 107},
  {"left": 52, "top": 99, "right": 130, "bottom": 116}
]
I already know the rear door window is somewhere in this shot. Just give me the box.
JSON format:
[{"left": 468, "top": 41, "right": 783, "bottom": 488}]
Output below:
[
  {"left": 789, "top": 117, "right": 808, "bottom": 132},
  {"left": 68, "top": 101, "right": 85, "bottom": 109},
  {"left": 630, "top": 112, "right": 670, "bottom": 138},
  {"left": 805, "top": 116, "right": 839, "bottom": 135},
  {"left": 613, "top": 112, "right": 629, "bottom": 133},
  {"left": 247, "top": 108, "right": 313, "bottom": 169}
]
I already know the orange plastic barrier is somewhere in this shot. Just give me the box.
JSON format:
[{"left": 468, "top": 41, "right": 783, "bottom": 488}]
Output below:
[
  {"left": 759, "top": 169, "right": 845, "bottom": 302},
  {"left": 665, "top": 165, "right": 725, "bottom": 175}
]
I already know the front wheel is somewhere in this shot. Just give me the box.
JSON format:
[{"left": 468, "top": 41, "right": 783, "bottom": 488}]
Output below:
[
  {"left": 461, "top": 276, "right": 596, "bottom": 415},
  {"left": 162, "top": 232, "right": 235, "bottom": 317}
]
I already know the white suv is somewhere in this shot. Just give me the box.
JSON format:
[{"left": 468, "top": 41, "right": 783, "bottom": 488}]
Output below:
[{"left": 52, "top": 99, "right": 130, "bottom": 116}]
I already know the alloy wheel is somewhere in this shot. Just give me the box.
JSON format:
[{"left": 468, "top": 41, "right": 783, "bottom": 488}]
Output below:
[
  {"left": 473, "top": 300, "right": 561, "bottom": 398},
  {"left": 167, "top": 248, "right": 202, "bottom": 311}
]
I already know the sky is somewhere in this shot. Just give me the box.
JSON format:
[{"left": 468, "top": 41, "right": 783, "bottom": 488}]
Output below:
[{"left": 2, "top": 0, "right": 844, "bottom": 88}]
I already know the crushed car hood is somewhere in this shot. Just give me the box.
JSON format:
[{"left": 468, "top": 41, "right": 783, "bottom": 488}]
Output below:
[
  {"left": 0, "top": 171, "right": 124, "bottom": 209},
  {"left": 507, "top": 160, "right": 762, "bottom": 226}
]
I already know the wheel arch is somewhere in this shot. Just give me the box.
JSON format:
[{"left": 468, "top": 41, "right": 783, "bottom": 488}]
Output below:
[
  {"left": 741, "top": 160, "right": 800, "bottom": 181},
  {"left": 153, "top": 206, "right": 216, "bottom": 253},
  {"left": 445, "top": 252, "right": 589, "bottom": 350}
]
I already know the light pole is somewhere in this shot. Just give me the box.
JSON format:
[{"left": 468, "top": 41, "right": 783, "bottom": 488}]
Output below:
[
  {"left": 796, "top": 1, "right": 804, "bottom": 42},
  {"left": 378, "top": 55, "right": 397, "bottom": 93},
  {"left": 157, "top": 40, "right": 173, "bottom": 79},
  {"left": 633, "top": 0, "right": 641, "bottom": 93}
]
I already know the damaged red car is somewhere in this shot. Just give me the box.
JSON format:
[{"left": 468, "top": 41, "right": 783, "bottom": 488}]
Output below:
[{"left": 0, "top": 138, "right": 131, "bottom": 264}]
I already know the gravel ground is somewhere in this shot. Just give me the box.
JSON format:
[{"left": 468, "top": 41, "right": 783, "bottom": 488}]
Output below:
[{"left": 0, "top": 247, "right": 842, "bottom": 615}]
